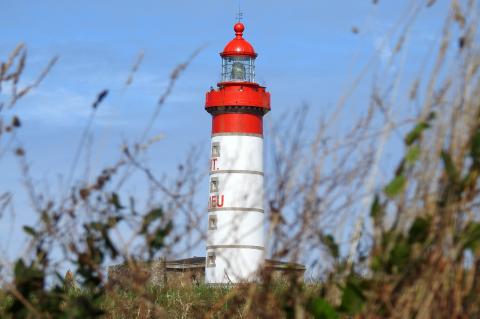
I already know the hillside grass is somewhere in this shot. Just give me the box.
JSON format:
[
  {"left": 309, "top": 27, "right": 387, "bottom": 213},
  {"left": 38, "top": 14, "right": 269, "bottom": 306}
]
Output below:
[
  {"left": 101, "top": 281, "right": 323, "bottom": 318},
  {"left": 0, "top": 281, "right": 323, "bottom": 318}
]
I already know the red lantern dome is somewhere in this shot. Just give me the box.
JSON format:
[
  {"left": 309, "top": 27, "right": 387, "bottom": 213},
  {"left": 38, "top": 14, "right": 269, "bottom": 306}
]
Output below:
[{"left": 220, "top": 23, "right": 257, "bottom": 57}]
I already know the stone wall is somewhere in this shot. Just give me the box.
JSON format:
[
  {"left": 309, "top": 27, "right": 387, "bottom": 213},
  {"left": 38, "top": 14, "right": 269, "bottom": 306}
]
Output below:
[{"left": 108, "top": 257, "right": 305, "bottom": 286}]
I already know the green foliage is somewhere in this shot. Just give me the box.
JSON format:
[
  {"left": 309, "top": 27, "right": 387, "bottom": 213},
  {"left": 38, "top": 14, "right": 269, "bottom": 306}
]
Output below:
[
  {"left": 147, "top": 220, "right": 173, "bottom": 251},
  {"left": 339, "top": 276, "right": 366, "bottom": 315},
  {"left": 458, "top": 223, "right": 480, "bottom": 252},
  {"left": 320, "top": 234, "right": 339, "bottom": 259},
  {"left": 141, "top": 208, "right": 174, "bottom": 257},
  {"left": 22, "top": 225, "right": 37, "bottom": 237},
  {"left": 370, "top": 194, "right": 383, "bottom": 225},
  {"left": 7, "top": 260, "right": 45, "bottom": 317},
  {"left": 370, "top": 255, "right": 383, "bottom": 272},
  {"left": 405, "top": 122, "right": 430, "bottom": 146},
  {"left": 308, "top": 297, "right": 339, "bottom": 319},
  {"left": 388, "top": 241, "right": 411, "bottom": 272},
  {"left": 441, "top": 150, "right": 459, "bottom": 184},
  {"left": 405, "top": 144, "right": 421, "bottom": 164},
  {"left": 6, "top": 260, "right": 68, "bottom": 318},
  {"left": 2, "top": 2, "right": 479, "bottom": 316},
  {"left": 382, "top": 114, "right": 434, "bottom": 200},
  {"left": 384, "top": 175, "right": 406, "bottom": 198},
  {"left": 408, "top": 217, "right": 430, "bottom": 244},
  {"left": 140, "top": 208, "right": 164, "bottom": 234},
  {"left": 0, "top": 291, "right": 13, "bottom": 314},
  {"left": 371, "top": 217, "right": 431, "bottom": 275},
  {"left": 4, "top": 191, "right": 175, "bottom": 318},
  {"left": 67, "top": 293, "right": 105, "bottom": 318},
  {"left": 469, "top": 129, "right": 480, "bottom": 164},
  {"left": 109, "top": 192, "right": 124, "bottom": 210},
  {"left": 404, "top": 112, "right": 435, "bottom": 146}
]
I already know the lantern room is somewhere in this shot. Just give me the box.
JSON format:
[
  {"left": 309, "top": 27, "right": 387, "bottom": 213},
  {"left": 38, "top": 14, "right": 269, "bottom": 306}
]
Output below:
[
  {"left": 206, "top": 21, "right": 270, "bottom": 113},
  {"left": 221, "top": 56, "right": 255, "bottom": 82},
  {"left": 220, "top": 22, "right": 257, "bottom": 83}
]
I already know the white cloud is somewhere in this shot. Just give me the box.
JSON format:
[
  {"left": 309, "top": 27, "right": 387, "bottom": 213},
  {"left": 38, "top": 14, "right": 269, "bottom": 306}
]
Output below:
[{"left": 6, "top": 86, "right": 124, "bottom": 127}]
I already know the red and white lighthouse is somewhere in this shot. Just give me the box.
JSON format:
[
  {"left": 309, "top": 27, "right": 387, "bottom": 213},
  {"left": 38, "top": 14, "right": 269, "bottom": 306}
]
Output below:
[{"left": 205, "top": 22, "right": 270, "bottom": 283}]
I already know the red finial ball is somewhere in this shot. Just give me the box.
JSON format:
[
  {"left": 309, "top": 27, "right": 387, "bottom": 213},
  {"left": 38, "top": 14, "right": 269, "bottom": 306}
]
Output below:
[
  {"left": 221, "top": 21, "right": 256, "bottom": 57},
  {"left": 234, "top": 22, "right": 245, "bottom": 35}
]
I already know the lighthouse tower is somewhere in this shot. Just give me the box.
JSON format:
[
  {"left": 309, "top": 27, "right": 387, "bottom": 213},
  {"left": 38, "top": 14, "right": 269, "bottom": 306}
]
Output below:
[{"left": 205, "top": 22, "right": 270, "bottom": 283}]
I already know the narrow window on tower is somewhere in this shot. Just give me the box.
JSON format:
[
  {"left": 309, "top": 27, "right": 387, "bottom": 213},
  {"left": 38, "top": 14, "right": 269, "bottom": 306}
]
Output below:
[
  {"left": 212, "top": 142, "right": 220, "bottom": 157},
  {"left": 208, "top": 215, "right": 217, "bottom": 230},
  {"left": 207, "top": 252, "right": 216, "bottom": 267},
  {"left": 210, "top": 177, "right": 219, "bottom": 193}
]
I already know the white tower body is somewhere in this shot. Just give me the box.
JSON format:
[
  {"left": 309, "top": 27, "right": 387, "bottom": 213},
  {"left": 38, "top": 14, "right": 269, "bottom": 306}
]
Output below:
[{"left": 206, "top": 134, "right": 265, "bottom": 283}]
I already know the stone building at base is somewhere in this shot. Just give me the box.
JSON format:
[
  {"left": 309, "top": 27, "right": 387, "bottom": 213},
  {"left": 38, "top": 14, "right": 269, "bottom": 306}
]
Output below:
[{"left": 108, "top": 257, "right": 306, "bottom": 286}]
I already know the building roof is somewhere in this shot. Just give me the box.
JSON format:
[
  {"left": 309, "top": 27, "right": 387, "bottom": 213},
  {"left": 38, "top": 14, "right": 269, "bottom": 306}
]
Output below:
[
  {"left": 220, "top": 22, "right": 257, "bottom": 58},
  {"left": 164, "top": 257, "right": 306, "bottom": 271}
]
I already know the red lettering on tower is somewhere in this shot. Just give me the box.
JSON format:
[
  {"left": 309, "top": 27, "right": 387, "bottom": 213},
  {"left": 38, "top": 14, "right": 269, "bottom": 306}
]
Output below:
[
  {"left": 211, "top": 195, "right": 216, "bottom": 207},
  {"left": 209, "top": 195, "right": 225, "bottom": 208},
  {"left": 217, "top": 195, "right": 224, "bottom": 207}
]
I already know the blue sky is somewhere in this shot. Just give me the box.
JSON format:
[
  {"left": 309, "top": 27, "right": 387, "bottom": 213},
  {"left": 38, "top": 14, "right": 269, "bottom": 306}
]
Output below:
[{"left": 0, "top": 0, "right": 455, "bottom": 271}]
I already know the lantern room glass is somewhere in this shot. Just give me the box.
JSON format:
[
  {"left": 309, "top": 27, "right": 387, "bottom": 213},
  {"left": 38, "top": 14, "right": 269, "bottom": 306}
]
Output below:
[{"left": 221, "top": 56, "right": 255, "bottom": 82}]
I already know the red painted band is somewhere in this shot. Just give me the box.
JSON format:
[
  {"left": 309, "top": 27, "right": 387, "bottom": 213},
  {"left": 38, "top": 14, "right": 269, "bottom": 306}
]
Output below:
[
  {"left": 212, "top": 113, "right": 263, "bottom": 135},
  {"left": 205, "top": 83, "right": 270, "bottom": 111}
]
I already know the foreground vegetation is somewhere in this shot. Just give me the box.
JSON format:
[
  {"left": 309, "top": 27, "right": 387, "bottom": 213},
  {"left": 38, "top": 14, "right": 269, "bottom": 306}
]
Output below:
[
  {"left": 0, "top": 281, "right": 326, "bottom": 318},
  {"left": 1, "top": 0, "right": 479, "bottom": 317}
]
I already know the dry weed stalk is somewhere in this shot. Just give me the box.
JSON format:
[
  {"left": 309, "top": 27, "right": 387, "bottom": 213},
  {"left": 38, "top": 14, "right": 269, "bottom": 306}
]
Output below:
[{"left": 0, "top": 1, "right": 479, "bottom": 318}]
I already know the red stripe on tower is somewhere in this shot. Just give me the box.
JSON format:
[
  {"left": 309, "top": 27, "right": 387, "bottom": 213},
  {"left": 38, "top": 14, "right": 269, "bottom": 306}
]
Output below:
[{"left": 212, "top": 113, "right": 263, "bottom": 135}]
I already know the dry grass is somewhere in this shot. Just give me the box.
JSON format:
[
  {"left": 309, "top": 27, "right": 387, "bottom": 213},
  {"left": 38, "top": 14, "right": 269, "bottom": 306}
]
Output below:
[{"left": 1, "top": 0, "right": 479, "bottom": 318}]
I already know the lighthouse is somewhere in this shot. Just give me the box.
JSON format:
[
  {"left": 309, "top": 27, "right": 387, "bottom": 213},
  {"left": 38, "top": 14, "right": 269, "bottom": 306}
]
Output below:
[{"left": 205, "top": 22, "right": 270, "bottom": 283}]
